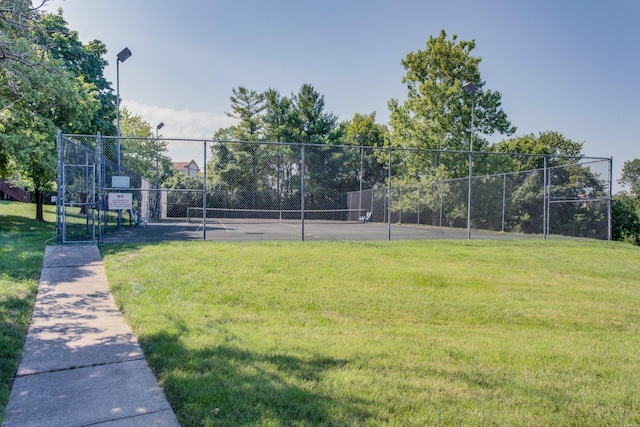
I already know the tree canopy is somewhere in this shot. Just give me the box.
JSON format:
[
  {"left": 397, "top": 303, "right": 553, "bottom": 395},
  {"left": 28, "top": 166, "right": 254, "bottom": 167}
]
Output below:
[
  {"left": 619, "top": 159, "right": 640, "bottom": 199},
  {"left": 389, "top": 30, "right": 516, "bottom": 153},
  {"left": 0, "top": 1, "right": 112, "bottom": 219},
  {"left": 387, "top": 30, "right": 516, "bottom": 183}
]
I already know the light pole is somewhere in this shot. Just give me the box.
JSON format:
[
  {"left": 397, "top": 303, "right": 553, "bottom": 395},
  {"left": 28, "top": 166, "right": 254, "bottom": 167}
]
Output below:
[
  {"left": 155, "top": 122, "right": 164, "bottom": 179},
  {"left": 116, "top": 47, "right": 132, "bottom": 174},
  {"left": 154, "top": 122, "right": 164, "bottom": 220},
  {"left": 463, "top": 81, "right": 477, "bottom": 240},
  {"left": 156, "top": 122, "right": 164, "bottom": 139},
  {"left": 115, "top": 47, "right": 131, "bottom": 229}
]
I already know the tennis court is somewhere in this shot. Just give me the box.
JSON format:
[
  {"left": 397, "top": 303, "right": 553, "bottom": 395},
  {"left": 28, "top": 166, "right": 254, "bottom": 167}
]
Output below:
[
  {"left": 101, "top": 216, "right": 539, "bottom": 244},
  {"left": 57, "top": 135, "right": 612, "bottom": 245}
]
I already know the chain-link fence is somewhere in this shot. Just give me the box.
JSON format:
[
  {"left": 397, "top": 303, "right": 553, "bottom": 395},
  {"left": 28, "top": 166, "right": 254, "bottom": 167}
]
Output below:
[{"left": 56, "top": 134, "right": 612, "bottom": 244}]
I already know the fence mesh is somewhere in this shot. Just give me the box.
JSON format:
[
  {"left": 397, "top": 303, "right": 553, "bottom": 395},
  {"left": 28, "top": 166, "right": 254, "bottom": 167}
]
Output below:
[{"left": 56, "top": 134, "right": 612, "bottom": 244}]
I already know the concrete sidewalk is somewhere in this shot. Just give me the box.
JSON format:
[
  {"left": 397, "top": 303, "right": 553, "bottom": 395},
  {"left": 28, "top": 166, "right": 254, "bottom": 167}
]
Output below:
[{"left": 3, "top": 245, "right": 180, "bottom": 426}]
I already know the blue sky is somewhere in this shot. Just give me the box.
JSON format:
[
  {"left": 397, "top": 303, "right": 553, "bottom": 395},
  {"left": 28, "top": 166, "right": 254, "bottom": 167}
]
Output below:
[{"left": 45, "top": 0, "right": 639, "bottom": 190}]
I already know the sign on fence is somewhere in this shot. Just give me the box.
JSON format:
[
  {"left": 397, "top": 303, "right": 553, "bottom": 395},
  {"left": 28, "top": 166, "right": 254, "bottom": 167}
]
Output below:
[
  {"left": 112, "top": 176, "right": 130, "bottom": 188},
  {"left": 108, "top": 193, "right": 132, "bottom": 210}
]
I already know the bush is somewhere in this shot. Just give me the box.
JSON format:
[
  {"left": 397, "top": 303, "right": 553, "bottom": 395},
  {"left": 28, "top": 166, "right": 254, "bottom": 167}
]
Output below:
[{"left": 612, "top": 193, "right": 640, "bottom": 245}]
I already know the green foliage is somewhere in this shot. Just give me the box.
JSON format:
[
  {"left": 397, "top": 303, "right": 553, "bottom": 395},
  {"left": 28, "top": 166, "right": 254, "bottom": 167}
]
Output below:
[
  {"left": 388, "top": 29, "right": 515, "bottom": 181},
  {"left": 612, "top": 193, "right": 640, "bottom": 245},
  {"left": 493, "top": 131, "right": 584, "bottom": 171},
  {"left": 36, "top": 9, "right": 116, "bottom": 135},
  {"left": 210, "top": 84, "right": 348, "bottom": 209},
  {"left": 117, "top": 107, "right": 172, "bottom": 182},
  {"left": 488, "top": 132, "right": 608, "bottom": 237},
  {"left": 103, "top": 239, "right": 640, "bottom": 426},
  {"left": 619, "top": 158, "right": 640, "bottom": 199},
  {"left": 0, "top": 3, "right": 114, "bottom": 220},
  {"left": 1, "top": 50, "right": 99, "bottom": 219},
  {"left": 222, "top": 86, "right": 266, "bottom": 141},
  {"left": 336, "top": 113, "right": 389, "bottom": 190}
]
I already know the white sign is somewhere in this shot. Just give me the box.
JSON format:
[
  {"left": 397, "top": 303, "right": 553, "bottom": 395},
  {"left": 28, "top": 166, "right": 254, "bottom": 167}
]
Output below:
[
  {"left": 108, "top": 193, "right": 132, "bottom": 210},
  {"left": 112, "top": 176, "right": 130, "bottom": 188}
]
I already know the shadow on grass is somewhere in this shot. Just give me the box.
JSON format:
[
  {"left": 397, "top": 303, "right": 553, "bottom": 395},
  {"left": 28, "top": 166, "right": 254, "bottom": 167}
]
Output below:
[
  {"left": 142, "top": 328, "right": 374, "bottom": 426},
  {"left": 0, "top": 215, "right": 44, "bottom": 232}
]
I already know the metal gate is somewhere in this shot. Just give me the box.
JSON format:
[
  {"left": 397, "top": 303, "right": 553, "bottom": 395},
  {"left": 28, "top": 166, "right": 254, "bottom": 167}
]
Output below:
[{"left": 56, "top": 133, "right": 98, "bottom": 243}]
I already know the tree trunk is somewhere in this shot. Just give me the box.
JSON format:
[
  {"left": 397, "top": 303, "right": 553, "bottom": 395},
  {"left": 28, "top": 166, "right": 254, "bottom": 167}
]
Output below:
[{"left": 35, "top": 191, "right": 45, "bottom": 222}]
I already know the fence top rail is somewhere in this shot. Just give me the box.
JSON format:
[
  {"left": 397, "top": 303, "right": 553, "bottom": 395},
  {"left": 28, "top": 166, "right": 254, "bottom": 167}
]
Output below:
[{"left": 61, "top": 134, "right": 611, "bottom": 163}]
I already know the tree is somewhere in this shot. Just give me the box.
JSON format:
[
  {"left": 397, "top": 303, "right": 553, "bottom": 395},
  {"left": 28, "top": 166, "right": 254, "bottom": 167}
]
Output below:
[
  {"left": 337, "top": 112, "right": 389, "bottom": 190},
  {"left": 612, "top": 193, "right": 640, "bottom": 245},
  {"left": 291, "top": 84, "right": 338, "bottom": 144},
  {"left": 388, "top": 29, "right": 516, "bottom": 181},
  {"left": 262, "top": 88, "right": 296, "bottom": 143},
  {"left": 36, "top": 9, "right": 117, "bottom": 135},
  {"left": 211, "top": 87, "right": 274, "bottom": 208},
  {"left": 1, "top": 0, "right": 48, "bottom": 177},
  {"left": 3, "top": 59, "right": 100, "bottom": 220},
  {"left": 0, "top": 0, "right": 47, "bottom": 107},
  {"left": 492, "top": 132, "right": 608, "bottom": 236},
  {"left": 223, "top": 86, "right": 265, "bottom": 141},
  {"left": 211, "top": 84, "right": 344, "bottom": 210},
  {"left": 493, "top": 131, "right": 584, "bottom": 171},
  {"left": 118, "top": 107, "right": 171, "bottom": 181},
  {"left": 619, "top": 159, "right": 640, "bottom": 199},
  {"left": 1, "top": 2, "right": 115, "bottom": 220}
]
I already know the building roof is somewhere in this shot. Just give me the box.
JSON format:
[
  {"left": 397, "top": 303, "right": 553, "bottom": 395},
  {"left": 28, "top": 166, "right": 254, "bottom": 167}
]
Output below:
[{"left": 172, "top": 160, "right": 198, "bottom": 170}]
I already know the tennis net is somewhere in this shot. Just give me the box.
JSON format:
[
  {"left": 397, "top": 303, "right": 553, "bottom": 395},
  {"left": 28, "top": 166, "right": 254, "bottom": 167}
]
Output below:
[{"left": 187, "top": 207, "right": 369, "bottom": 224}]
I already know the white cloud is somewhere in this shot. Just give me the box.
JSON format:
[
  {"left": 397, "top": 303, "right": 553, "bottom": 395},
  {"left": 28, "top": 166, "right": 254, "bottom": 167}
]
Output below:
[
  {"left": 123, "top": 100, "right": 236, "bottom": 139},
  {"left": 123, "top": 100, "right": 238, "bottom": 163}
]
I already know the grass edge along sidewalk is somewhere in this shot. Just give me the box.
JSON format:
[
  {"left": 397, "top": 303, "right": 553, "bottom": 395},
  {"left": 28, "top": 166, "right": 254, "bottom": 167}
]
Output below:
[
  {"left": 0, "top": 201, "right": 55, "bottom": 423},
  {"left": 102, "top": 238, "right": 640, "bottom": 426}
]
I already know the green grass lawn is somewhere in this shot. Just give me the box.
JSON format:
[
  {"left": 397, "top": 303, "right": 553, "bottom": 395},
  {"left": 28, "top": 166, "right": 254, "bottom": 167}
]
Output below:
[
  {"left": 2, "top": 200, "right": 639, "bottom": 426},
  {"left": 101, "top": 239, "right": 640, "bottom": 426},
  {"left": 0, "top": 201, "right": 55, "bottom": 422}
]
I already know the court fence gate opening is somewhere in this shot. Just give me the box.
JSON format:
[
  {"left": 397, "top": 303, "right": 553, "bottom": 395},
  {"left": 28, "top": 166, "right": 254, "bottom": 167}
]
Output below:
[{"left": 56, "top": 133, "right": 612, "bottom": 244}]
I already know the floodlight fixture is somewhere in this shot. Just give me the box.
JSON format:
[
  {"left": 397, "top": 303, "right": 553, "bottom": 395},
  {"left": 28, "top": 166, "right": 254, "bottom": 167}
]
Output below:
[
  {"left": 117, "top": 47, "right": 132, "bottom": 63},
  {"left": 463, "top": 81, "right": 477, "bottom": 96},
  {"left": 156, "top": 122, "right": 164, "bottom": 138}
]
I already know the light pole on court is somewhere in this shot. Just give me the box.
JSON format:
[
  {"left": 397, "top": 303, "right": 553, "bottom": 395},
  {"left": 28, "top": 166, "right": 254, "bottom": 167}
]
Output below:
[
  {"left": 115, "top": 47, "right": 132, "bottom": 228},
  {"left": 116, "top": 47, "right": 132, "bottom": 174}
]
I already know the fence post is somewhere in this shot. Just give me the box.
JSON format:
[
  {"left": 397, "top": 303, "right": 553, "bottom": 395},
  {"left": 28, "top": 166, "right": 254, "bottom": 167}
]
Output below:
[
  {"left": 203, "top": 140, "right": 207, "bottom": 241},
  {"left": 56, "top": 131, "right": 63, "bottom": 243},
  {"left": 501, "top": 173, "right": 507, "bottom": 233},
  {"left": 439, "top": 181, "right": 443, "bottom": 227},
  {"left": 417, "top": 186, "right": 421, "bottom": 225},
  {"left": 96, "top": 133, "right": 103, "bottom": 243},
  {"left": 543, "top": 155, "right": 548, "bottom": 239},
  {"left": 359, "top": 144, "right": 363, "bottom": 215},
  {"left": 467, "top": 149, "right": 473, "bottom": 240},
  {"left": 301, "top": 143, "right": 305, "bottom": 242},
  {"left": 388, "top": 147, "right": 392, "bottom": 241},
  {"left": 608, "top": 157, "right": 613, "bottom": 241}
]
